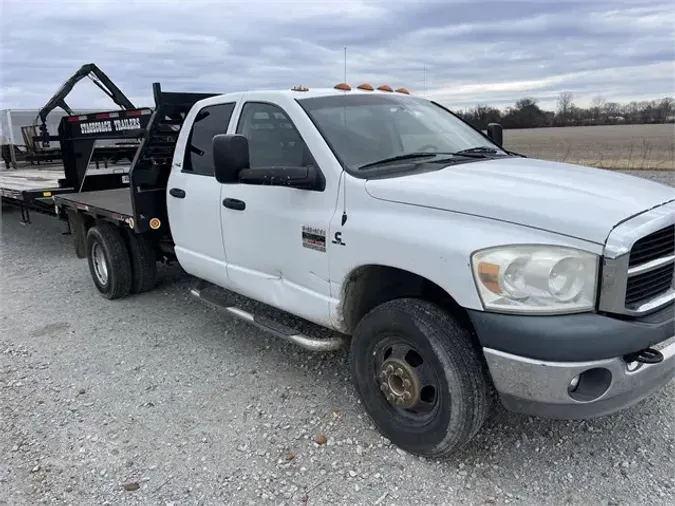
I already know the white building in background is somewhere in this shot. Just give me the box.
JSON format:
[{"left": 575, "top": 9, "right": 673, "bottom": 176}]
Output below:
[
  {"left": 1, "top": 108, "right": 105, "bottom": 168},
  {"left": 1, "top": 108, "right": 102, "bottom": 146}
]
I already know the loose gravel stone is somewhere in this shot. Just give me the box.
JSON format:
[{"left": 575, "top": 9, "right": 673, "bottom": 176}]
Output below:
[{"left": 0, "top": 169, "right": 673, "bottom": 505}]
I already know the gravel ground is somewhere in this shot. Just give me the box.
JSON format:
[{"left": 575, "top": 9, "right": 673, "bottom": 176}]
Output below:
[{"left": 1, "top": 170, "right": 674, "bottom": 506}]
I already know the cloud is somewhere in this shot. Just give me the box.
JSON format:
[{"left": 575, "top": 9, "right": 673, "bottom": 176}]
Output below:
[{"left": 1, "top": 0, "right": 673, "bottom": 114}]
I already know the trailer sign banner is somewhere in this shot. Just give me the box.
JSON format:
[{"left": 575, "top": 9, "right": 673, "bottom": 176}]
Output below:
[{"left": 79, "top": 118, "right": 142, "bottom": 135}]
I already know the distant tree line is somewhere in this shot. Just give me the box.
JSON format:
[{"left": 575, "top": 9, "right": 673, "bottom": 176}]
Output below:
[{"left": 453, "top": 92, "right": 675, "bottom": 130}]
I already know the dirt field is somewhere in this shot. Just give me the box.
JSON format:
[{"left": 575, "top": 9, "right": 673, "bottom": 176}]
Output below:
[{"left": 503, "top": 124, "right": 675, "bottom": 170}]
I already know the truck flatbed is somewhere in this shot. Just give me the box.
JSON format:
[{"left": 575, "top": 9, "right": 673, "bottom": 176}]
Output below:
[
  {"left": 1, "top": 162, "right": 132, "bottom": 224},
  {"left": 55, "top": 188, "right": 133, "bottom": 218}
]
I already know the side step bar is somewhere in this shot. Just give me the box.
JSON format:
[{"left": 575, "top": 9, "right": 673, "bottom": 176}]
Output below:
[{"left": 190, "top": 284, "right": 346, "bottom": 352}]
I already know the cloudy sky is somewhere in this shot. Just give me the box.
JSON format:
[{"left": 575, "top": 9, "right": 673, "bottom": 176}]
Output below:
[{"left": 1, "top": 0, "right": 673, "bottom": 113}]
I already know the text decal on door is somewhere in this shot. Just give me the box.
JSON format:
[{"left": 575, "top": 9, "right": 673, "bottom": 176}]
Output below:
[{"left": 301, "top": 226, "right": 326, "bottom": 252}]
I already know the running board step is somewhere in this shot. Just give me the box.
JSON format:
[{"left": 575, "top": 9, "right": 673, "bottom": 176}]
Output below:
[{"left": 189, "top": 285, "right": 346, "bottom": 352}]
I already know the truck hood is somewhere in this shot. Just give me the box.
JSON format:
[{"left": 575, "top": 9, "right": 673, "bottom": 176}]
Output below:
[{"left": 364, "top": 157, "right": 675, "bottom": 243}]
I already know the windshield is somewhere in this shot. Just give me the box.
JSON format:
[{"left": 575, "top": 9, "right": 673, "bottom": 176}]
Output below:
[{"left": 297, "top": 93, "right": 505, "bottom": 171}]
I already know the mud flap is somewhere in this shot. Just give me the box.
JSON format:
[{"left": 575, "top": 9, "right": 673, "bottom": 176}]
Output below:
[{"left": 67, "top": 210, "right": 87, "bottom": 258}]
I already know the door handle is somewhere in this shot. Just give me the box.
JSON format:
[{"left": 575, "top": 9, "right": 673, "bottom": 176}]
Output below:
[
  {"left": 222, "top": 198, "right": 246, "bottom": 211},
  {"left": 169, "top": 188, "right": 186, "bottom": 198}
]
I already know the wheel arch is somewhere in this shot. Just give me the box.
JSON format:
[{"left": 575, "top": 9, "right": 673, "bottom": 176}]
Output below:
[{"left": 338, "top": 264, "right": 476, "bottom": 336}]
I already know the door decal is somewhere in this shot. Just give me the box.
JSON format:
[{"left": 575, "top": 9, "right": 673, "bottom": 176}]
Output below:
[
  {"left": 331, "top": 231, "right": 346, "bottom": 246},
  {"left": 302, "top": 226, "right": 326, "bottom": 252}
]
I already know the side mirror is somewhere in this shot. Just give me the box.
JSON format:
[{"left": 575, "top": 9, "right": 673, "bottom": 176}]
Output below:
[
  {"left": 486, "top": 123, "right": 503, "bottom": 146},
  {"left": 213, "top": 134, "right": 250, "bottom": 184}
]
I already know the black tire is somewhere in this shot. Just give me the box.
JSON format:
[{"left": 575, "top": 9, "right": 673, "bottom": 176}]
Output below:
[
  {"left": 349, "top": 297, "right": 491, "bottom": 458},
  {"left": 124, "top": 230, "right": 157, "bottom": 294},
  {"left": 85, "top": 223, "right": 132, "bottom": 299}
]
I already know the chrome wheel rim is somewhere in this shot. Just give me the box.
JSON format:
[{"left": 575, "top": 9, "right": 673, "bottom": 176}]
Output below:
[{"left": 92, "top": 242, "right": 108, "bottom": 285}]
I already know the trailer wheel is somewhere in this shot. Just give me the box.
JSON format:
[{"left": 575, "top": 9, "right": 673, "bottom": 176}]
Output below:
[
  {"left": 124, "top": 230, "right": 158, "bottom": 293},
  {"left": 86, "top": 223, "right": 132, "bottom": 299},
  {"left": 349, "top": 298, "right": 491, "bottom": 458}
]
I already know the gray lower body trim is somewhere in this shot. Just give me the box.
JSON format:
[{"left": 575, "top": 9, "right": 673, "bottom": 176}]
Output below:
[
  {"left": 467, "top": 304, "right": 674, "bottom": 362},
  {"left": 483, "top": 335, "right": 675, "bottom": 419}
]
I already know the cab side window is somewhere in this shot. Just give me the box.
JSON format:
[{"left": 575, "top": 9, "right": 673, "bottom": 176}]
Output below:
[
  {"left": 183, "top": 103, "right": 235, "bottom": 176},
  {"left": 236, "top": 102, "right": 314, "bottom": 169}
]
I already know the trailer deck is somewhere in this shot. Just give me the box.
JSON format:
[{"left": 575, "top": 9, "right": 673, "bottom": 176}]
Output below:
[
  {"left": 0, "top": 166, "right": 68, "bottom": 195},
  {"left": 1, "top": 164, "right": 130, "bottom": 197}
]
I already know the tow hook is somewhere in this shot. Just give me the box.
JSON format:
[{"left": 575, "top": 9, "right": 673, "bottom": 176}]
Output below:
[{"left": 623, "top": 347, "right": 664, "bottom": 365}]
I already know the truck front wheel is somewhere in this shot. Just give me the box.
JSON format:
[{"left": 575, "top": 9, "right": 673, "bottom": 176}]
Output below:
[
  {"left": 85, "top": 223, "right": 133, "bottom": 299},
  {"left": 349, "top": 298, "right": 491, "bottom": 458}
]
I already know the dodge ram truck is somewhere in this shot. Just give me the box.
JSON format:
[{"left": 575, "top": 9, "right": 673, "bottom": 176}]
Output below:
[{"left": 53, "top": 81, "right": 675, "bottom": 457}]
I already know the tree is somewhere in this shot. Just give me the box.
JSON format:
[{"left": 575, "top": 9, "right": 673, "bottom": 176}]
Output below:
[
  {"left": 450, "top": 94, "right": 672, "bottom": 129},
  {"left": 590, "top": 96, "right": 606, "bottom": 123},
  {"left": 654, "top": 97, "right": 674, "bottom": 123},
  {"left": 502, "top": 97, "right": 548, "bottom": 128},
  {"left": 557, "top": 91, "right": 574, "bottom": 121}
]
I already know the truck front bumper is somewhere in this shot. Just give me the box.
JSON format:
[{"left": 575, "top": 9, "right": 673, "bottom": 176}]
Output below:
[
  {"left": 467, "top": 305, "right": 675, "bottom": 419},
  {"left": 483, "top": 338, "right": 675, "bottom": 418}
]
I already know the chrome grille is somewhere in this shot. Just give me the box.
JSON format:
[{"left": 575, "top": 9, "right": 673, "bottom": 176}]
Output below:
[
  {"left": 628, "top": 225, "right": 674, "bottom": 267},
  {"left": 625, "top": 262, "right": 674, "bottom": 308},
  {"left": 599, "top": 200, "right": 675, "bottom": 317}
]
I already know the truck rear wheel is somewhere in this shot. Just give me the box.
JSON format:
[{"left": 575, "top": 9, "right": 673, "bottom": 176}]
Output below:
[
  {"left": 86, "top": 223, "right": 133, "bottom": 299},
  {"left": 349, "top": 298, "right": 491, "bottom": 458},
  {"left": 124, "top": 230, "right": 157, "bottom": 294}
]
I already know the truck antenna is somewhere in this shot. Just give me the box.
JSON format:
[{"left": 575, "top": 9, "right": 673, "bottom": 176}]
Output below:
[
  {"left": 341, "top": 45, "right": 348, "bottom": 226},
  {"left": 423, "top": 63, "right": 427, "bottom": 97}
]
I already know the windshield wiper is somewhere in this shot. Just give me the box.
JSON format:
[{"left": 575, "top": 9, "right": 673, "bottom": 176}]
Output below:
[
  {"left": 356, "top": 152, "right": 442, "bottom": 170},
  {"left": 452, "top": 146, "right": 504, "bottom": 157},
  {"left": 356, "top": 149, "right": 505, "bottom": 170}
]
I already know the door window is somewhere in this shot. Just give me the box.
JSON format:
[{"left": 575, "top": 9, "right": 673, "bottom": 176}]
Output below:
[
  {"left": 183, "top": 102, "right": 235, "bottom": 176},
  {"left": 236, "top": 102, "right": 314, "bottom": 168}
]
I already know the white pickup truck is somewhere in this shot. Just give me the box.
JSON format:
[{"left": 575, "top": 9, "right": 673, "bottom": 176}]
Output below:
[{"left": 53, "top": 82, "right": 675, "bottom": 457}]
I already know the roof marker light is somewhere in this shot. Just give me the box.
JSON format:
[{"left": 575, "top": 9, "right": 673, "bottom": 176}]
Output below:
[
  {"left": 292, "top": 85, "right": 309, "bottom": 91},
  {"left": 395, "top": 88, "right": 411, "bottom": 94},
  {"left": 334, "top": 83, "right": 352, "bottom": 91},
  {"left": 377, "top": 84, "right": 393, "bottom": 92},
  {"left": 357, "top": 83, "right": 374, "bottom": 91}
]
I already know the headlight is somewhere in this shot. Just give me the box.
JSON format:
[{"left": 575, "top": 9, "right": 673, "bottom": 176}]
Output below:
[{"left": 470, "top": 245, "right": 599, "bottom": 314}]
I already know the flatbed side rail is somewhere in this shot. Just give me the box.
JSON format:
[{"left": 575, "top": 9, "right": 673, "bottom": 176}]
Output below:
[{"left": 128, "top": 82, "right": 219, "bottom": 233}]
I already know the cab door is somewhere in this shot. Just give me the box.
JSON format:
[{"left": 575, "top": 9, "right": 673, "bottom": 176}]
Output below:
[
  {"left": 167, "top": 98, "right": 240, "bottom": 288},
  {"left": 217, "top": 95, "right": 341, "bottom": 327}
]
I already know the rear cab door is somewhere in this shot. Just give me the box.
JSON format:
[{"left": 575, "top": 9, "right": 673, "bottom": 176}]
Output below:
[{"left": 167, "top": 93, "right": 242, "bottom": 287}]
